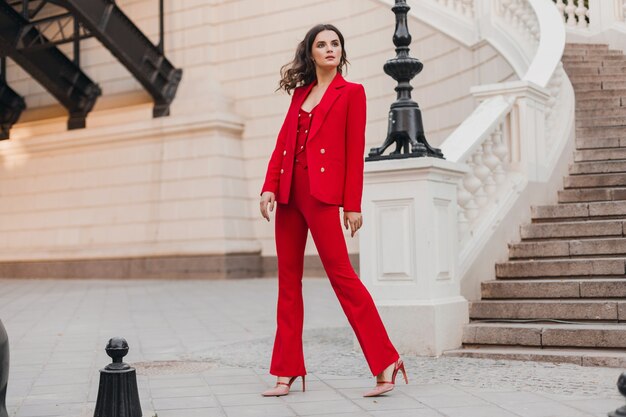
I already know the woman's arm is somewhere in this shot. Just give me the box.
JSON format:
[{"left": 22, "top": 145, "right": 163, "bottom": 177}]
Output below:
[{"left": 342, "top": 84, "right": 366, "bottom": 213}]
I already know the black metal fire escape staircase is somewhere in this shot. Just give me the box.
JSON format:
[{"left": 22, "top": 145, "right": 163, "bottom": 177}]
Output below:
[
  {"left": 0, "top": 0, "right": 100, "bottom": 135},
  {"left": 0, "top": 63, "right": 25, "bottom": 139},
  {"left": 0, "top": 0, "right": 182, "bottom": 139}
]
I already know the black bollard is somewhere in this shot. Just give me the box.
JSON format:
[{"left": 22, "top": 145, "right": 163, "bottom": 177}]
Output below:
[
  {"left": 93, "top": 337, "right": 142, "bottom": 417},
  {"left": 609, "top": 372, "right": 626, "bottom": 417},
  {"left": 0, "top": 319, "right": 8, "bottom": 417}
]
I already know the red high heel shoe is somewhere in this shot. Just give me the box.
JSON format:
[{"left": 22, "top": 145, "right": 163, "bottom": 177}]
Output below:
[
  {"left": 363, "top": 359, "right": 408, "bottom": 397},
  {"left": 261, "top": 375, "right": 306, "bottom": 397}
]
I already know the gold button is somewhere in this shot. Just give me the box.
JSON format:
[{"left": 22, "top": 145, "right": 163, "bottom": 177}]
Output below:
[
  {"left": 309, "top": 113, "right": 312, "bottom": 117},
  {"left": 305, "top": 129, "right": 308, "bottom": 133},
  {"left": 283, "top": 150, "right": 286, "bottom": 156},
  {"left": 280, "top": 169, "right": 284, "bottom": 174},
  {"left": 320, "top": 148, "right": 325, "bottom": 154},
  {"left": 298, "top": 113, "right": 301, "bottom": 117},
  {"left": 321, "top": 167, "right": 325, "bottom": 173}
]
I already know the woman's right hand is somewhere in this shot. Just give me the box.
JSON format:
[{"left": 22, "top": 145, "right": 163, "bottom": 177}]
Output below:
[{"left": 260, "top": 191, "right": 276, "bottom": 222}]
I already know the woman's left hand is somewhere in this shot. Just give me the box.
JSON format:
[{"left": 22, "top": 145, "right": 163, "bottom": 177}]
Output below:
[{"left": 343, "top": 211, "right": 363, "bottom": 237}]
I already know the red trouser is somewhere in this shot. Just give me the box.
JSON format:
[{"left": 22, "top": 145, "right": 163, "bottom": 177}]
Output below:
[{"left": 270, "top": 161, "right": 399, "bottom": 377}]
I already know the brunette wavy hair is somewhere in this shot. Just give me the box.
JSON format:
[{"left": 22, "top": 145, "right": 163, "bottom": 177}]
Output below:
[{"left": 277, "top": 24, "right": 349, "bottom": 94}]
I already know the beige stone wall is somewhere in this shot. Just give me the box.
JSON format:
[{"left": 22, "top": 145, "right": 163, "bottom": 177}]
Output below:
[{"left": 0, "top": 0, "right": 515, "bottom": 266}]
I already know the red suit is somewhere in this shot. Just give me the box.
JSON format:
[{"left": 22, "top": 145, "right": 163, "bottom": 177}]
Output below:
[{"left": 261, "top": 72, "right": 399, "bottom": 377}]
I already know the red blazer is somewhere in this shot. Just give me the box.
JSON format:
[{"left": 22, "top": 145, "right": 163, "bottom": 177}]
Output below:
[{"left": 261, "top": 72, "right": 366, "bottom": 212}]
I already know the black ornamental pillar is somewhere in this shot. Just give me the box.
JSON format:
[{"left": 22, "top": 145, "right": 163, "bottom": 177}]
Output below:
[
  {"left": 367, "top": 0, "right": 444, "bottom": 161},
  {"left": 93, "top": 337, "right": 142, "bottom": 417}
]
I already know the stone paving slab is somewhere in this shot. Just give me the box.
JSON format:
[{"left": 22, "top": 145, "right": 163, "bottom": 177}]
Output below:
[{"left": 0, "top": 278, "right": 624, "bottom": 417}]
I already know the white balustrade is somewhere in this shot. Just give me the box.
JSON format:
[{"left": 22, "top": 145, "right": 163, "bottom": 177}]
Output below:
[
  {"left": 434, "top": 0, "right": 474, "bottom": 18},
  {"left": 551, "top": 0, "right": 626, "bottom": 31},
  {"left": 576, "top": 0, "right": 589, "bottom": 27},
  {"left": 454, "top": 118, "right": 513, "bottom": 246},
  {"left": 439, "top": 0, "right": 571, "bottom": 272}
]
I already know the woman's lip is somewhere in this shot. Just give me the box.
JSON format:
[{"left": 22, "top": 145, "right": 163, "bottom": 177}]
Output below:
[{"left": 325, "top": 56, "right": 335, "bottom": 59}]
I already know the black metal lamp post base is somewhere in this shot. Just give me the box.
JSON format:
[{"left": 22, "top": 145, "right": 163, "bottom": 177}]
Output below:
[
  {"left": 366, "top": 104, "right": 444, "bottom": 161},
  {"left": 0, "top": 319, "right": 9, "bottom": 417},
  {"left": 366, "top": 0, "right": 444, "bottom": 162}
]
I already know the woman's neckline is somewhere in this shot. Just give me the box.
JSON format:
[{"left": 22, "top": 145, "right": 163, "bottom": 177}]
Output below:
[{"left": 300, "top": 103, "right": 318, "bottom": 113}]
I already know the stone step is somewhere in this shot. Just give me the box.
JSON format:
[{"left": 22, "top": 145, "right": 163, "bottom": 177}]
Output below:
[
  {"left": 576, "top": 126, "right": 626, "bottom": 141},
  {"left": 569, "top": 159, "right": 626, "bottom": 175},
  {"left": 462, "top": 322, "right": 626, "bottom": 349},
  {"left": 566, "top": 66, "right": 598, "bottom": 76},
  {"left": 575, "top": 147, "right": 626, "bottom": 161},
  {"left": 562, "top": 55, "right": 626, "bottom": 63},
  {"left": 570, "top": 79, "right": 626, "bottom": 92},
  {"left": 558, "top": 187, "right": 626, "bottom": 203},
  {"left": 570, "top": 74, "right": 626, "bottom": 84},
  {"left": 599, "top": 66, "right": 626, "bottom": 76},
  {"left": 564, "top": 43, "right": 609, "bottom": 51},
  {"left": 495, "top": 258, "right": 625, "bottom": 278},
  {"left": 469, "top": 299, "right": 624, "bottom": 320},
  {"left": 482, "top": 279, "right": 626, "bottom": 299},
  {"left": 576, "top": 115, "right": 626, "bottom": 128},
  {"left": 564, "top": 173, "right": 626, "bottom": 188},
  {"left": 563, "top": 49, "right": 621, "bottom": 58},
  {"left": 570, "top": 81, "right": 602, "bottom": 92},
  {"left": 520, "top": 219, "right": 625, "bottom": 239},
  {"left": 564, "top": 58, "right": 626, "bottom": 68},
  {"left": 443, "top": 346, "right": 626, "bottom": 367},
  {"left": 575, "top": 97, "right": 621, "bottom": 110},
  {"left": 509, "top": 238, "right": 626, "bottom": 259},
  {"left": 574, "top": 137, "right": 624, "bottom": 149},
  {"left": 531, "top": 200, "right": 626, "bottom": 219},
  {"left": 576, "top": 107, "right": 626, "bottom": 120}
]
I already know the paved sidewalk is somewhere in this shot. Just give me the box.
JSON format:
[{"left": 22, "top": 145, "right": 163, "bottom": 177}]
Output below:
[{"left": 0, "top": 278, "right": 624, "bottom": 417}]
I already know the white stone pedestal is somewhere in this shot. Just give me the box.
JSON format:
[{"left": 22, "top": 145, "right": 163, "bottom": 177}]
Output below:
[{"left": 359, "top": 157, "right": 470, "bottom": 356}]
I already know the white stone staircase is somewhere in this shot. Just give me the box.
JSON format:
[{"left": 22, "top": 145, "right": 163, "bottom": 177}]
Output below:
[{"left": 444, "top": 43, "right": 626, "bottom": 367}]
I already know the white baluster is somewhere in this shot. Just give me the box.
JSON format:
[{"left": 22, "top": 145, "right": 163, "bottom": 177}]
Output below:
[
  {"left": 472, "top": 152, "right": 490, "bottom": 208},
  {"left": 462, "top": 160, "right": 481, "bottom": 222},
  {"left": 622, "top": 0, "right": 626, "bottom": 22},
  {"left": 457, "top": 184, "right": 471, "bottom": 241},
  {"left": 492, "top": 125, "right": 508, "bottom": 186},
  {"left": 575, "top": 0, "right": 588, "bottom": 28},
  {"left": 565, "top": 0, "right": 577, "bottom": 26},
  {"left": 462, "top": 0, "right": 474, "bottom": 18},
  {"left": 555, "top": 0, "right": 566, "bottom": 23},
  {"left": 482, "top": 136, "right": 500, "bottom": 197}
]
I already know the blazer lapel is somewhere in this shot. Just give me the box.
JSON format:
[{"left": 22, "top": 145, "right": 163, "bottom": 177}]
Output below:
[{"left": 308, "top": 72, "right": 347, "bottom": 142}]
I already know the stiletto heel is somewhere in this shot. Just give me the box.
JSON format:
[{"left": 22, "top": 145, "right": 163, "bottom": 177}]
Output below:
[
  {"left": 363, "top": 359, "right": 408, "bottom": 397},
  {"left": 261, "top": 375, "right": 305, "bottom": 397},
  {"left": 398, "top": 361, "right": 408, "bottom": 384}
]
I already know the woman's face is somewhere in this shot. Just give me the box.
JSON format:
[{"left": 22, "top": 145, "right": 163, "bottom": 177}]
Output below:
[{"left": 311, "top": 29, "right": 342, "bottom": 70}]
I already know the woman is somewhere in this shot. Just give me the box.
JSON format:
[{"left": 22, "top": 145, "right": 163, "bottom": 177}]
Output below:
[{"left": 259, "top": 24, "right": 407, "bottom": 398}]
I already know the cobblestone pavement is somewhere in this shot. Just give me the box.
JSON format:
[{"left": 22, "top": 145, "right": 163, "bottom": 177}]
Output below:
[{"left": 0, "top": 278, "right": 623, "bottom": 417}]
